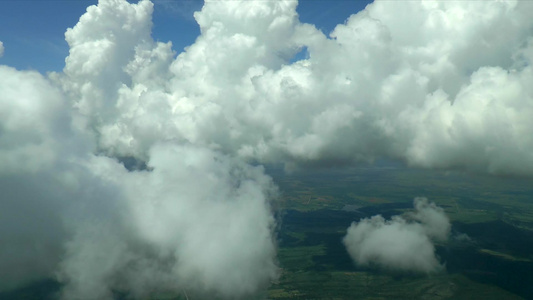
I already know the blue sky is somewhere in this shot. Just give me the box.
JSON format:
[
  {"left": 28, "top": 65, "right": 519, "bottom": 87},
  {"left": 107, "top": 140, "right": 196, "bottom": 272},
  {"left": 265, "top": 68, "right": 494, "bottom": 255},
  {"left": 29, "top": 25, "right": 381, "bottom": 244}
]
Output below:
[{"left": 0, "top": 0, "right": 372, "bottom": 73}]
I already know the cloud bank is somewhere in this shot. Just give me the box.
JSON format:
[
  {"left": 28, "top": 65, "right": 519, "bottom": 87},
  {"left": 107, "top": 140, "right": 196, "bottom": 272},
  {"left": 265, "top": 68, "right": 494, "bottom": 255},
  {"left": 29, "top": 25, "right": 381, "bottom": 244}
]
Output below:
[
  {"left": 52, "top": 0, "right": 533, "bottom": 176},
  {"left": 343, "top": 198, "right": 451, "bottom": 273},
  {"left": 1, "top": 0, "right": 533, "bottom": 298},
  {"left": 0, "top": 63, "right": 278, "bottom": 299}
]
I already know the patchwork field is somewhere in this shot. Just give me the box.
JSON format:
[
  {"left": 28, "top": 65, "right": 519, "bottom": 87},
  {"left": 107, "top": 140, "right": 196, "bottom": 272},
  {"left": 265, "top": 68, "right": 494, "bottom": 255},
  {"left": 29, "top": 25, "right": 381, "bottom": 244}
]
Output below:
[{"left": 267, "top": 162, "right": 533, "bottom": 299}]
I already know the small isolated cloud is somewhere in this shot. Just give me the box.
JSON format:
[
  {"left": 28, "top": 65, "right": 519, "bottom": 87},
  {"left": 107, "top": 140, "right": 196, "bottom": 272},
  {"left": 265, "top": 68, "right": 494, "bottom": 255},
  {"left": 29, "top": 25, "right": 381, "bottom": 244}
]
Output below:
[
  {"left": 0, "top": 41, "right": 3, "bottom": 57},
  {"left": 453, "top": 232, "right": 473, "bottom": 244},
  {"left": 343, "top": 198, "right": 450, "bottom": 274}
]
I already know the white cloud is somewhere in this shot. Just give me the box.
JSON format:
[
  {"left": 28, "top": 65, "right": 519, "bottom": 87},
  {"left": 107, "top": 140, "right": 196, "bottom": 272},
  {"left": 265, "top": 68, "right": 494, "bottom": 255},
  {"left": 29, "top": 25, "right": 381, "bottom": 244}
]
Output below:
[
  {"left": 58, "top": 145, "right": 278, "bottom": 300},
  {"left": 52, "top": 0, "right": 533, "bottom": 175},
  {"left": 0, "top": 8, "right": 278, "bottom": 296},
  {"left": 0, "top": 64, "right": 278, "bottom": 298},
  {"left": 2, "top": 0, "right": 533, "bottom": 298},
  {"left": 343, "top": 198, "right": 450, "bottom": 273},
  {"left": 0, "top": 41, "right": 4, "bottom": 57},
  {"left": 0, "top": 65, "right": 88, "bottom": 292}
]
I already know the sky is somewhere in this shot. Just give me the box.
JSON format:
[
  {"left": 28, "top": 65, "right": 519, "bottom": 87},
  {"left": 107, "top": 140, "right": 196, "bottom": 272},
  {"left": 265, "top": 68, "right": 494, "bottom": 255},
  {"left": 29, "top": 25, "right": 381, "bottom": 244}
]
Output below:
[
  {"left": 0, "top": 0, "right": 372, "bottom": 72},
  {"left": 1, "top": 0, "right": 533, "bottom": 299}
]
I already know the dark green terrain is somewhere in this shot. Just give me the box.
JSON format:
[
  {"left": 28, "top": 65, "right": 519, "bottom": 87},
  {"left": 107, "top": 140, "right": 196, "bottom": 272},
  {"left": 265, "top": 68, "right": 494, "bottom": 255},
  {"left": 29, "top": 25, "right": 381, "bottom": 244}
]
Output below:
[{"left": 267, "top": 162, "right": 533, "bottom": 300}]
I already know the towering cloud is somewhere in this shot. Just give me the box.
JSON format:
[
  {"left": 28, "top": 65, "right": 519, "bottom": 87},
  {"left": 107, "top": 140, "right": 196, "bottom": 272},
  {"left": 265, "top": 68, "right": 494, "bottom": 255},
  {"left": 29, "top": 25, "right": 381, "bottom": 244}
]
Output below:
[
  {"left": 53, "top": 0, "right": 533, "bottom": 175},
  {"left": 1, "top": 0, "right": 533, "bottom": 298},
  {"left": 343, "top": 198, "right": 450, "bottom": 273},
  {"left": 0, "top": 64, "right": 278, "bottom": 299}
]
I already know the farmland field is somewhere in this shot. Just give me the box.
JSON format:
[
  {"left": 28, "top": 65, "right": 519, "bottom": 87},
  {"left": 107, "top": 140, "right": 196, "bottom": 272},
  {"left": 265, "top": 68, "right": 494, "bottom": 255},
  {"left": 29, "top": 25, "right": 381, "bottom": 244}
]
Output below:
[{"left": 267, "top": 162, "right": 533, "bottom": 300}]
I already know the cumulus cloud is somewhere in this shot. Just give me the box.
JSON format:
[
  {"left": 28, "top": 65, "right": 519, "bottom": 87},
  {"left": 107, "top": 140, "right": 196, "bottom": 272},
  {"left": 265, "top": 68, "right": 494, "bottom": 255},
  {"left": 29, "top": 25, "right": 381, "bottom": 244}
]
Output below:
[
  {"left": 0, "top": 65, "right": 86, "bottom": 292},
  {"left": 51, "top": 0, "right": 533, "bottom": 176},
  {"left": 58, "top": 145, "right": 278, "bottom": 300},
  {"left": 2, "top": 0, "right": 533, "bottom": 298},
  {"left": 343, "top": 198, "right": 450, "bottom": 274},
  {"left": 0, "top": 12, "right": 278, "bottom": 297},
  {"left": 0, "top": 63, "right": 278, "bottom": 298}
]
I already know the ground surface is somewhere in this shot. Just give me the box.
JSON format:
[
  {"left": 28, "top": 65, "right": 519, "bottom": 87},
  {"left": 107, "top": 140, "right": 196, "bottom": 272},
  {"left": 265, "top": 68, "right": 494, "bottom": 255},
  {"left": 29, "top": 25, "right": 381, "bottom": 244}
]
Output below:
[{"left": 266, "top": 162, "right": 533, "bottom": 300}]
